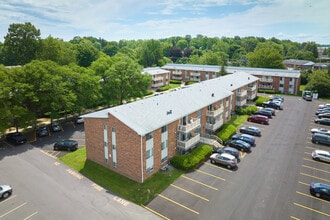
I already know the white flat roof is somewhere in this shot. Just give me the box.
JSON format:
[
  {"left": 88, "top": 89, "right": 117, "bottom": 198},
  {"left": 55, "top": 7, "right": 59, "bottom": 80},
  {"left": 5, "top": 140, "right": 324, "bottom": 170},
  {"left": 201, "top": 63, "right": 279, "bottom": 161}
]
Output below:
[{"left": 83, "top": 72, "right": 258, "bottom": 135}]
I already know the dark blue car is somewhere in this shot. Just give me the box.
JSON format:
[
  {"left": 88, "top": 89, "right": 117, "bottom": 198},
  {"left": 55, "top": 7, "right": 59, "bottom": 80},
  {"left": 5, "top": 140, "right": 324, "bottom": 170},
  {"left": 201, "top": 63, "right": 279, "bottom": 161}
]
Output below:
[{"left": 231, "top": 133, "right": 255, "bottom": 146}]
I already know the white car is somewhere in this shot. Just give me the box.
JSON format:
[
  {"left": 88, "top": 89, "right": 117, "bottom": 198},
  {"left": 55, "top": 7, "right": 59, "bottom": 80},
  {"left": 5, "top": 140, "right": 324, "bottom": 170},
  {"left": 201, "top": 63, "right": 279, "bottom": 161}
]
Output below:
[
  {"left": 319, "top": 103, "right": 330, "bottom": 108},
  {"left": 312, "top": 150, "right": 330, "bottom": 163},
  {"left": 311, "top": 128, "right": 330, "bottom": 135},
  {"left": 0, "top": 185, "right": 12, "bottom": 199},
  {"left": 76, "top": 116, "right": 84, "bottom": 124}
]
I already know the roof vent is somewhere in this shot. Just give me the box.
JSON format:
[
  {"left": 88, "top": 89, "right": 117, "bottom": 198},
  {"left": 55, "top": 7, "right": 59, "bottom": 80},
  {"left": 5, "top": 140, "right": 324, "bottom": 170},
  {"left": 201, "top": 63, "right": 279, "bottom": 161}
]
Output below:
[
  {"left": 230, "top": 84, "right": 233, "bottom": 86},
  {"left": 167, "top": 110, "right": 172, "bottom": 115},
  {"left": 211, "top": 93, "right": 214, "bottom": 97}
]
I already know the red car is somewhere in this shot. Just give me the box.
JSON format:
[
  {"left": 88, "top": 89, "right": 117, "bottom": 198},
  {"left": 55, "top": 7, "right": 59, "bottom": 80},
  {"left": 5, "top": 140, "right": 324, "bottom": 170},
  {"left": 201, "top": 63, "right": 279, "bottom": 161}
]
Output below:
[{"left": 247, "top": 114, "right": 269, "bottom": 125}]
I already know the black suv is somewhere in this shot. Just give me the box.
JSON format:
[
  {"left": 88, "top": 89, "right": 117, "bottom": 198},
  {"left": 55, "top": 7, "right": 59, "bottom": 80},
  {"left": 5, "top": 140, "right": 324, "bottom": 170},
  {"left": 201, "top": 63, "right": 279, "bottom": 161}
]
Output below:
[
  {"left": 310, "top": 182, "right": 330, "bottom": 201},
  {"left": 6, "top": 132, "right": 27, "bottom": 145},
  {"left": 53, "top": 140, "right": 78, "bottom": 151}
]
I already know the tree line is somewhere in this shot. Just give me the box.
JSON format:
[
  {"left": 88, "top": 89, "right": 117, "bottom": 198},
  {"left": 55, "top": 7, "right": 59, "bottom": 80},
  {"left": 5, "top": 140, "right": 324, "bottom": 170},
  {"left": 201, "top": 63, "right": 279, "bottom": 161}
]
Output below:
[{"left": 0, "top": 22, "right": 329, "bottom": 134}]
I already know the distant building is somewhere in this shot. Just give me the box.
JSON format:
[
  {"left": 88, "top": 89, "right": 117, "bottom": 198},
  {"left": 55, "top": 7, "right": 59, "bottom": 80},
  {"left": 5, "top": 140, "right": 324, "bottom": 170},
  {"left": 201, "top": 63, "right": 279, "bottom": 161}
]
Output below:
[
  {"left": 83, "top": 72, "right": 259, "bottom": 183},
  {"left": 162, "top": 64, "right": 301, "bottom": 95},
  {"left": 284, "top": 59, "right": 315, "bottom": 70},
  {"left": 142, "top": 67, "right": 170, "bottom": 91}
]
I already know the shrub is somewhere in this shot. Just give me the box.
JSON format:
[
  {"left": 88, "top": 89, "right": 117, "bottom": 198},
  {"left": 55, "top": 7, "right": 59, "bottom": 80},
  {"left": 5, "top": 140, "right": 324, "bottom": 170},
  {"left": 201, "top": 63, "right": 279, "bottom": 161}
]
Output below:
[
  {"left": 170, "top": 79, "right": 181, "bottom": 84},
  {"left": 217, "top": 124, "right": 236, "bottom": 142},
  {"left": 156, "top": 85, "right": 170, "bottom": 92},
  {"left": 170, "top": 145, "right": 212, "bottom": 171},
  {"left": 255, "top": 96, "right": 269, "bottom": 106},
  {"left": 235, "top": 106, "right": 258, "bottom": 115}
]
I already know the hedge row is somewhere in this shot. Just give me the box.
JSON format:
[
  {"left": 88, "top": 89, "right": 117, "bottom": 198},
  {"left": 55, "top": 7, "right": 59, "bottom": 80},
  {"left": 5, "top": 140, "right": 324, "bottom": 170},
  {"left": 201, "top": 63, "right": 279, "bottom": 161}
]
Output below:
[
  {"left": 217, "top": 124, "right": 236, "bottom": 142},
  {"left": 170, "top": 79, "right": 181, "bottom": 84},
  {"left": 170, "top": 145, "right": 213, "bottom": 171},
  {"left": 255, "top": 96, "right": 269, "bottom": 106},
  {"left": 235, "top": 106, "right": 258, "bottom": 115}
]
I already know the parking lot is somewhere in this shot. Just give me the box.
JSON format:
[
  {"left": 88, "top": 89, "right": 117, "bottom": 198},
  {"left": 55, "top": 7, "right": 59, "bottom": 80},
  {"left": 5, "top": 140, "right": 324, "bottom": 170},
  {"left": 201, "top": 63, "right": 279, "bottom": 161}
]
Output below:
[{"left": 146, "top": 96, "right": 330, "bottom": 220}]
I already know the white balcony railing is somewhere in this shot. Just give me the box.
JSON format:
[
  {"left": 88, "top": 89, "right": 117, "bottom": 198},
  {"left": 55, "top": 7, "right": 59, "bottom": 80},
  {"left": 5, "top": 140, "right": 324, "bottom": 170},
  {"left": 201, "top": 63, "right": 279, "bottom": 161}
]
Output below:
[
  {"left": 260, "top": 78, "right": 273, "bottom": 82},
  {"left": 177, "top": 118, "right": 201, "bottom": 133},
  {"left": 205, "top": 119, "right": 223, "bottom": 131},
  {"left": 236, "top": 99, "right": 247, "bottom": 107},
  {"left": 177, "top": 134, "right": 201, "bottom": 151},
  {"left": 248, "top": 85, "right": 257, "bottom": 91},
  {"left": 206, "top": 106, "right": 224, "bottom": 117},
  {"left": 236, "top": 90, "right": 247, "bottom": 97}
]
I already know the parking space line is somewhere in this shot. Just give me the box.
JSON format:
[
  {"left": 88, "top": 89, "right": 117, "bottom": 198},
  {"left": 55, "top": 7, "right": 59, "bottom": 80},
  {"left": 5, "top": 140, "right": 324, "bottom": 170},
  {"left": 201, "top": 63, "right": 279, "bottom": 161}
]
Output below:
[
  {"left": 40, "top": 149, "right": 57, "bottom": 159},
  {"left": 303, "top": 152, "right": 310, "bottom": 155},
  {"left": 300, "top": 173, "right": 330, "bottom": 183},
  {"left": 157, "top": 194, "right": 199, "bottom": 215},
  {"left": 298, "top": 181, "right": 309, "bottom": 186},
  {"left": 194, "top": 169, "right": 226, "bottom": 181},
  {"left": 203, "top": 162, "right": 232, "bottom": 173},
  {"left": 240, "top": 152, "right": 247, "bottom": 158},
  {"left": 305, "top": 146, "right": 317, "bottom": 150},
  {"left": 290, "top": 216, "right": 300, "bottom": 220},
  {"left": 91, "top": 183, "right": 103, "bottom": 191},
  {"left": 141, "top": 205, "right": 170, "bottom": 220},
  {"left": 66, "top": 169, "right": 83, "bottom": 180},
  {"left": 302, "top": 165, "right": 330, "bottom": 174},
  {"left": 0, "top": 195, "right": 16, "bottom": 204},
  {"left": 181, "top": 175, "right": 218, "bottom": 190},
  {"left": 293, "top": 202, "right": 330, "bottom": 217},
  {"left": 170, "top": 184, "right": 209, "bottom": 201},
  {"left": 0, "top": 202, "right": 27, "bottom": 218},
  {"left": 296, "top": 191, "right": 330, "bottom": 204},
  {"left": 24, "top": 211, "right": 39, "bottom": 220}
]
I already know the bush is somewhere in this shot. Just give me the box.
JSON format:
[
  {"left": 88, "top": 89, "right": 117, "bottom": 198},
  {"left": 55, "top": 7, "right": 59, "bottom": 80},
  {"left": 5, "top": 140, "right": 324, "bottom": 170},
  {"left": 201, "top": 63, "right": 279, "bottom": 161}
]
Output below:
[
  {"left": 235, "top": 106, "right": 258, "bottom": 115},
  {"left": 258, "top": 89, "right": 280, "bottom": 94},
  {"left": 217, "top": 124, "right": 236, "bottom": 142},
  {"left": 156, "top": 85, "right": 170, "bottom": 92},
  {"left": 170, "top": 79, "right": 181, "bottom": 84},
  {"left": 255, "top": 96, "right": 269, "bottom": 106},
  {"left": 170, "top": 145, "right": 212, "bottom": 171}
]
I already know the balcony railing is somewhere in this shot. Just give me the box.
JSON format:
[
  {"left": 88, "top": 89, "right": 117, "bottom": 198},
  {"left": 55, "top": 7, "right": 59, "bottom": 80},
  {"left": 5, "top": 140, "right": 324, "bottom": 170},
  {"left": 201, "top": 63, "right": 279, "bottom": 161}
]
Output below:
[
  {"left": 248, "top": 85, "right": 257, "bottom": 91},
  {"left": 152, "top": 82, "right": 165, "bottom": 88},
  {"left": 259, "top": 85, "right": 273, "bottom": 89},
  {"left": 260, "top": 78, "right": 273, "bottom": 82},
  {"left": 177, "top": 118, "right": 201, "bottom": 133},
  {"left": 172, "top": 75, "right": 182, "bottom": 80},
  {"left": 236, "top": 90, "right": 247, "bottom": 97},
  {"left": 236, "top": 99, "right": 247, "bottom": 107},
  {"left": 206, "top": 106, "right": 224, "bottom": 117},
  {"left": 190, "top": 72, "right": 201, "bottom": 76},
  {"left": 205, "top": 119, "right": 223, "bottom": 131},
  {"left": 177, "top": 134, "right": 200, "bottom": 151}
]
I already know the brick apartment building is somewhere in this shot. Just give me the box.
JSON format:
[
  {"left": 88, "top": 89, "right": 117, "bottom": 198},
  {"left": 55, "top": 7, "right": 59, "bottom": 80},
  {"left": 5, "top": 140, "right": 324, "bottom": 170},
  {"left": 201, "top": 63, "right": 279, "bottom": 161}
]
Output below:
[
  {"left": 83, "top": 72, "right": 259, "bottom": 183},
  {"left": 142, "top": 67, "right": 170, "bottom": 91},
  {"left": 162, "top": 64, "right": 301, "bottom": 95}
]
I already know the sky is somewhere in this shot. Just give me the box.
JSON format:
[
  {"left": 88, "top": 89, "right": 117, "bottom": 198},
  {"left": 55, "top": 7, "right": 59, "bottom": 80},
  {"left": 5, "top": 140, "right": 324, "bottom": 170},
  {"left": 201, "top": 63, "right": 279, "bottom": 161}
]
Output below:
[{"left": 0, "top": 0, "right": 329, "bottom": 44}]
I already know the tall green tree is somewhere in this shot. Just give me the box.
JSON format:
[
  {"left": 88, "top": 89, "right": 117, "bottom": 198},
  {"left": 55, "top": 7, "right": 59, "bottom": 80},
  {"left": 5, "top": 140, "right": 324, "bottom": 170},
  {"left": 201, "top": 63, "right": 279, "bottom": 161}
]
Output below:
[
  {"left": 0, "top": 66, "right": 14, "bottom": 133},
  {"left": 305, "top": 70, "right": 330, "bottom": 98},
  {"left": 76, "top": 39, "right": 99, "bottom": 67},
  {"left": 247, "top": 47, "right": 285, "bottom": 69},
  {"left": 139, "top": 39, "right": 163, "bottom": 67},
  {"left": 106, "top": 54, "right": 151, "bottom": 105},
  {"left": 3, "top": 22, "right": 41, "bottom": 65}
]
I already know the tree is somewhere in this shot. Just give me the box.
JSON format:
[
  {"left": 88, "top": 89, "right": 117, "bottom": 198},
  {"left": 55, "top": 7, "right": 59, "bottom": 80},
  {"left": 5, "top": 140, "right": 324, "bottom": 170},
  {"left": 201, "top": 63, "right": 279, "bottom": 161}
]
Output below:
[
  {"left": 305, "top": 70, "right": 330, "bottom": 98},
  {"left": 76, "top": 39, "right": 99, "bottom": 67},
  {"left": 105, "top": 54, "right": 151, "bottom": 105},
  {"left": 3, "top": 22, "right": 41, "bottom": 65},
  {"left": 176, "top": 39, "right": 188, "bottom": 50},
  {"left": 0, "top": 66, "right": 14, "bottom": 133},
  {"left": 169, "top": 46, "right": 182, "bottom": 62},
  {"left": 139, "top": 39, "right": 163, "bottom": 67},
  {"left": 102, "top": 41, "right": 119, "bottom": 56},
  {"left": 302, "top": 41, "right": 318, "bottom": 59},
  {"left": 247, "top": 48, "right": 285, "bottom": 69}
]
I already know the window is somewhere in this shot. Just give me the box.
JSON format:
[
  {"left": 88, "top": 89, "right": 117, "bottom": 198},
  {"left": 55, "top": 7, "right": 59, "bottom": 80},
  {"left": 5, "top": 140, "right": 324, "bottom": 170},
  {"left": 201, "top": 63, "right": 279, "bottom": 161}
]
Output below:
[
  {"left": 146, "top": 132, "right": 153, "bottom": 140},
  {"left": 161, "top": 126, "right": 167, "bottom": 133},
  {"left": 146, "top": 149, "right": 153, "bottom": 159},
  {"left": 112, "top": 144, "right": 116, "bottom": 150}
]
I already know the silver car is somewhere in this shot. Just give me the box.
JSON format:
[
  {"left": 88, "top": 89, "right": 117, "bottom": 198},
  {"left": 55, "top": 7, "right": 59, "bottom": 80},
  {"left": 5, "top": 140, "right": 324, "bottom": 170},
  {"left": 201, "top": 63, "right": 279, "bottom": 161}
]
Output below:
[
  {"left": 0, "top": 185, "right": 12, "bottom": 199},
  {"left": 210, "top": 153, "right": 238, "bottom": 169},
  {"left": 311, "top": 127, "right": 330, "bottom": 135},
  {"left": 312, "top": 150, "right": 330, "bottom": 163}
]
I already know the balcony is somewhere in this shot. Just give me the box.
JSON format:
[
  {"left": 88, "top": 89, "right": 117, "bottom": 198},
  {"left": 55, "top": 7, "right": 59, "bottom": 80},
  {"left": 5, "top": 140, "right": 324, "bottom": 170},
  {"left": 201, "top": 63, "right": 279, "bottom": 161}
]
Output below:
[
  {"left": 259, "top": 84, "right": 274, "bottom": 90},
  {"left": 190, "top": 72, "right": 201, "bottom": 76},
  {"left": 260, "top": 78, "right": 273, "bottom": 82},
  {"left": 172, "top": 75, "right": 182, "bottom": 80},
  {"left": 248, "top": 85, "right": 257, "bottom": 91},
  {"left": 153, "top": 75, "right": 165, "bottom": 80},
  {"left": 205, "top": 119, "right": 223, "bottom": 131},
  {"left": 206, "top": 106, "right": 224, "bottom": 117},
  {"left": 236, "top": 99, "right": 247, "bottom": 107},
  {"left": 152, "top": 82, "right": 165, "bottom": 88},
  {"left": 236, "top": 90, "right": 247, "bottom": 97},
  {"left": 177, "top": 134, "right": 201, "bottom": 151},
  {"left": 177, "top": 118, "right": 201, "bottom": 133}
]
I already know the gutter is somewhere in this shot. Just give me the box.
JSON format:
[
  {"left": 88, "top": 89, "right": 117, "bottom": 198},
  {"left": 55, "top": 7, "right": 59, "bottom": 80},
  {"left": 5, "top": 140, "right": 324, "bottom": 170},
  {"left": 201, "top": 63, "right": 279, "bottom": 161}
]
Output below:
[{"left": 140, "top": 135, "right": 144, "bottom": 183}]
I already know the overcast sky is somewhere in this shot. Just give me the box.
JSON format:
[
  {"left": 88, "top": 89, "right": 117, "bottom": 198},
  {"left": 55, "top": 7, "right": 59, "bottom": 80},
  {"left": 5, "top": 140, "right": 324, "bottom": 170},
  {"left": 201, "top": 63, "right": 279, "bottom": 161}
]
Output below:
[{"left": 0, "top": 0, "right": 329, "bottom": 44}]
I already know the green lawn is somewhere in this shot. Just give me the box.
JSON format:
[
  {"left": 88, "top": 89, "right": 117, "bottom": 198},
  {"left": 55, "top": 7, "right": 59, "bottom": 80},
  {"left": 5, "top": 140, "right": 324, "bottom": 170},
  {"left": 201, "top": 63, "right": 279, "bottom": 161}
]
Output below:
[{"left": 59, "top": 148, "right": 184, "bottom": 205}]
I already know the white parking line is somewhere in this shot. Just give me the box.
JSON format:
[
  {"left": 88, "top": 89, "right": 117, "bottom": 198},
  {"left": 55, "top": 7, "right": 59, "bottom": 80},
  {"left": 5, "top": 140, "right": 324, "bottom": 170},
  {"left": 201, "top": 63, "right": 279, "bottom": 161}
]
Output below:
[{"left": 0, "top": 202, "right": 27, "bottom": 218}]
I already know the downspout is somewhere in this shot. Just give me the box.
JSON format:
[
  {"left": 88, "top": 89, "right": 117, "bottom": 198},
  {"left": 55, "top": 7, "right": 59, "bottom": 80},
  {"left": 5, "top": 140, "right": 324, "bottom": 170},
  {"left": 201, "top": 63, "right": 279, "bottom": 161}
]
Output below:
[{"left": 140, "top": 135, "right": 144, "bottom": 183}]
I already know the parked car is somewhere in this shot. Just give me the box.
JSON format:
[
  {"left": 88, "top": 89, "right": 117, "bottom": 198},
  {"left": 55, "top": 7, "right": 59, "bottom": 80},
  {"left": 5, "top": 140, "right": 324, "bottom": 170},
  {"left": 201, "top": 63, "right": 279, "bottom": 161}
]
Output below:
[
  {"left": 315, "top": 108, "right": 330, "bottom": 115},
  {"left": 310, "top": 127, "right": 330, "bottom": 135},
  {"left": 212, "top": 146, "right": 240, "bottom": 161},
  {"left": 226, "top": 139, "right": 251, "bottom": 152},
  {"left": 209, "top": 153, "right": 238, "bottom": 169},
  {"left": 6, "top": 132, "right": 27, "bottom": 145},
  {"left": 0, "top": 184, "right": 12, "bottom": 199},
  {"left": 311, "top": 133, "right": 330, "bottom": 146},
  {"left": 239, "top": 126, "right": 261, "bottom": 137},
  {"left": 53, "top": 140, "right": 78, "bottom": 151},
  {"left": 269, "top": 96, "right": 284, "bottom": 103},
  {"left": 319, "top": 103, "right": 330, "bottom": 109},
  {"left": 231, "top": 133, "right": 255, "bottom": 146},
  {"left": 318, "top": 113, "right": 330, "bottom": 119},
  {"left": 51, "top": 123, "right": 61, "bottom": 132},
  {"left": 247, "top": 115, "right": 269, "bottom": 125},
  {"left": 253, "top": 109, "right": 272, "bottom": 118},
  {"left": 76, "top": 116, "right": 84, "bottom": 124},
  {"left": 310, "top": 182, "right": 330, "bottom": 201},
  {"left": 314, "top": 118, "right": 330, "bottom": 125},
  {"left": 36, "top": 126, "right": 49, "bottom": 137},
  {"left": 312, "top": 150, "right": 330, "bottom": 163},
  {"left": 262, "top": 101, "right": 283, "bottom": 110},
  {"left": 262, "top": 107, "right": 276, "bottom": 116}
]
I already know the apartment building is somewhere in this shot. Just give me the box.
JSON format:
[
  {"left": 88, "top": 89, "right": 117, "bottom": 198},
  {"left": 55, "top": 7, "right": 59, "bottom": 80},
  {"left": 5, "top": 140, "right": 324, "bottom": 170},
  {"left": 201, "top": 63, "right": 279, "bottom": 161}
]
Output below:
[
  {"left": 142, "top": 67, "right": 170, "bottom": 91},
  {"left": 162, "top": 64, "right": 301, "bottom": 95},
  {"left": 83, "top": 72, "right": 259, "bottom": 183}
]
